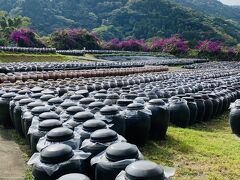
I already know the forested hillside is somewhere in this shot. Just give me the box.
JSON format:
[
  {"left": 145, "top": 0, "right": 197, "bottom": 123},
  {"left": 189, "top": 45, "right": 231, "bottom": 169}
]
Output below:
[
  {"left": 0, "top": 0, "right": 240, "bottom": 45},
  {"left": 172, "top": 0, "right": 240, "bottom": 21}
]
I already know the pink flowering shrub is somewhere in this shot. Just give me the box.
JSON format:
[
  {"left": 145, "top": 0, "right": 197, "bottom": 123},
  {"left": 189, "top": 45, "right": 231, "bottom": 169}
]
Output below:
[
  {"left": 10, "top": 28, "right": 45, "bottom": 47},
  {"left": 150, "top": 35, "right": 189, "bottom": 54},
  {"left": 195, "top": 40, "right": 240, "bottom": 60},
  {"left": 196, "top": 40, "right": 222, "bottom": 53},
  {"left": 50, "top": 29, "right": 101, "bottom": 50}
]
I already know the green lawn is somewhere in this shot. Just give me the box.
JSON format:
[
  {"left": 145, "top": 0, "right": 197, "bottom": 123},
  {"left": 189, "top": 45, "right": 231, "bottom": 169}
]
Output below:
[
  {"left": 0, "top": 52, "right": 89, "bottom": 62},
  {"left": 141, "top": 113, "right": 240, "bottom": 180}
]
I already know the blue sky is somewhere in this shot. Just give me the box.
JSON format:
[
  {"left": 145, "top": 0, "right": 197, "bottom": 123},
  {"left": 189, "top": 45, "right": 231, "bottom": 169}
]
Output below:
[{"left": 220, "top": 0, "right": 240, "bottom": 5}]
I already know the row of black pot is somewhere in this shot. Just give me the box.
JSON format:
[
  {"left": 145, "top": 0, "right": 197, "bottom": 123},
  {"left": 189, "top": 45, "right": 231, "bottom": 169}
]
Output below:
[
  {"left": 183, "top": 61, "right": 240, "bottom": 70},
  {"left": 0, "top": 66, "right": 168, "bottom": 83},
  {"left": 100, "top": 56, "right": 208, "bottom": 66},
  {"left": 0, "top": 46, "right": 56, "bottom": 54},
  {"left": 0, "top": 67, "right": 237, "bottom": 90},
  {"left": 0, "top": 57, "right": 208, "bottom": 74},
  {"left": 55, "top": 157, "right": 170, "bottom": 180},
  {"left": 0, "top": 61, "right": 150, "bottom": 74},
  {"left": 0, "top": 91, "right": 174, "bottom": 179},
  {"left": 28, "top": 141, "right": 171, "bottom": 180},
  {"left": 57, "top": 50, "right": 152, "bottom": 55},
  {"left": 0, "top": 69, "right": 238, "bottom": 142},
  {"left": 0, "top": 57, "right": 206, "bottom": 74},
  {"left": 3, "top": 92, "right": 173, "bottom": 179},
  {"left": 0, "top": 67, "right": 239, "bottom": 179}
]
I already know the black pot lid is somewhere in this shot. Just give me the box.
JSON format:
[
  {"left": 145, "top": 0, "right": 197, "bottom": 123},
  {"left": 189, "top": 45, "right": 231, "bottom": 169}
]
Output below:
[
  {"left": 31, "top": 106, "right": 51, "bottom": 115},
  {"left": 90, "top": 129, "right": 118, "bottom": 143},
  {"left": 39, "top": 112, "right": 60, "bottom": 121},
  {"left": 47, "top": 127, "right": 74, "bottom": 142},
  {"left": 106, "top": 93, "right": 120, "bottom": 99},
  {"left": 13, "top": 95, "right": 29, "bottom": 101},
  {"left": 176, "top": 94, "right": 186, "bottom": 98},
  {"left": 38, "top": 119, "right": 62, "bottom": 132},
  {"left": 82, "top": 120, "right": 106, "bottom": 132},
  {"left": 73, "top": 111, "right": 94, "bottom": 122},
  {"left": 31, "top": 87, "right": 43, "bottom": 93},
  {"left": 209, "top": 94, "right": 217, "bottom": 99},
  {"left": 149, "top": 99, "right": 165, "bottom": 106},
  {"left": 100, "top": 105, "right": 119, "bottom": 115},
  {"left": 27, "top": 101, "right": 45, "bottom": 109},
  {"left": 88, "top": 102, "right": 105, "bottom": 109},
  {"left": 147, "top": 91, "right": 157, "bottom": 96},
  {"left": 1, "top": 92, "right": 16, "bottom": 99},
  {"left": 191, "top": 94, "right": 202, "bottom": 99},
  {"left": 19, "top": 98, "right": 34, "bottom": 106},
  {"left": 40, "top": 144, "right": 74, "bottom": 164},
  {"left": 66, "top": 106, "right": 85, "bottom": 115},
  {"left": 70, "top": 94, "right": 84, "bottom": 101},
  {"left": 125, "top": 94, "right": 138, "bottom": 100},
  {"left": 40, "top": 94, "right": 55, "bottom": 101},
  {"left": 198, "top": 91, "right": 208, "bottom": 94},
  {"left": 60, "top": 101, "right": 77, "bottom": 109},
  {"left": 94, "top": 93, "right": 107, "bottom": 99},
  {"left": 9, "top": 88, "right": 20, "bottom": 93},
  {"left": 138, "top": 92, "right": 147, "bottom": 97},
  {"left": 125, "top": 160, "right": 165, "bottom": 180},
  {"left": 99, "top": 89, "right": 107, "bottom": 94},
  {"left": 117, "top": 99, "right": 133, "bottom": 107},
  {"left": 122, "top": 86, "right": 130, "bottom": 90},
  {"left": 76, "top": 90, "right": 89, "bottom": 97},
  {"left": 42, "top": 89, "right": 55, "bottom": 95},
  {"left": 31, "top": 93, "right": 43, "bottom": 99},
  {"left": 106, "top": 142, "right": 138, "bottom": 162},
  {"left": 48, "top": 97, "right": 64, "bottom": 105},
  {"left": 80, "top": 98, "right": 95, "bottom": 105},
  {"left": 58, "top": 173, "right": 90, "bottom": 180},
  {"left": 127, "top": 103, "right": 144, "bottom": 110},
  {"left": 18, "top": 89, "right": 30, "bottom": 95}
]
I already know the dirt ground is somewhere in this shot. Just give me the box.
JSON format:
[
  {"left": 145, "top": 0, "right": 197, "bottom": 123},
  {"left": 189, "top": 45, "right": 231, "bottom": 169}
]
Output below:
[{"left": 0, "top": 126, "right": 26, "bottom": 180}]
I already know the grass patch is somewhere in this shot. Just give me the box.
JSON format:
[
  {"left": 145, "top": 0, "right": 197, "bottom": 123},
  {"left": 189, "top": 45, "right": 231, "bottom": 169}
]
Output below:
[
  {"left": 141, "top": 113, "right": 240, "bottom": 180},
  {"left": 0, "top": 52, "right": 89, "bottom": 62}
]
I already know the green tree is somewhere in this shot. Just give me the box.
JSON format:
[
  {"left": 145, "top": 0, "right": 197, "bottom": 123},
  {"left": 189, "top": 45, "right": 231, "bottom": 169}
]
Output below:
[{"left": 0, "top": 11, "right": 30, "bottom": 45}]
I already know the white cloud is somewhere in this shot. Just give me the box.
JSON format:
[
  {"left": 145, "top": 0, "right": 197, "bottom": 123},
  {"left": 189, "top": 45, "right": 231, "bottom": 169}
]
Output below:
[{"left": 220, "top": 0, "right": 240, "bottom": 5}]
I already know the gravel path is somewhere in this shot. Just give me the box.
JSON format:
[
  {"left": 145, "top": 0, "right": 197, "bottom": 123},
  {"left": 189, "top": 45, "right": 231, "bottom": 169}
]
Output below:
[{"left": 0, "top": 126, "right": 25, "bottom": 180}]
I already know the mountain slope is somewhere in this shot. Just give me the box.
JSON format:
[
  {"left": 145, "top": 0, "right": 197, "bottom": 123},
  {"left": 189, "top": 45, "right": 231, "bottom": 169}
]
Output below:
[
  {"left": 107, "top": 0, "right": 240, "bottom": 44},
  {"left": 0, "top": 0, "right": 240, "bottom": 45},
  {"left": 172, "top": 0, "right": 240, "bottom": 21}
]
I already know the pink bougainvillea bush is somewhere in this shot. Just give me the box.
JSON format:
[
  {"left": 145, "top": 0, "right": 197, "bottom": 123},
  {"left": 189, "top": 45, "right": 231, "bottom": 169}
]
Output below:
[
  {"left": 195, "top": 40, "right": 222, "bottom": 59},
  {"left": 50, "top": 28, "right": 101, "bottom": 50},
  {"left": 196, "top": 40, "right": 223, "bottom": 53},
  {"left": 150, "top": 35, "right": 189, "bottom": 54},
  {"left": 195, "top": 40, "right": 240, "bottom": 60},
  {"left": 10, "top": 28, "right": 45, "bottom": 47}
]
